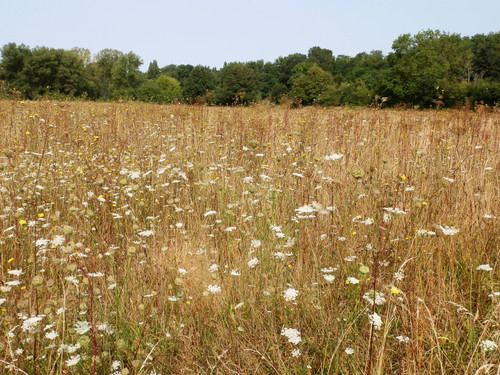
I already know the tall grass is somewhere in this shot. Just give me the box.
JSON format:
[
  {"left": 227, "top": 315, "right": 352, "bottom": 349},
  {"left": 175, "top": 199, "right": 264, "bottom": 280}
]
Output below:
[{"left": 0, "top": 100, "right": 498, "bottom": 374}]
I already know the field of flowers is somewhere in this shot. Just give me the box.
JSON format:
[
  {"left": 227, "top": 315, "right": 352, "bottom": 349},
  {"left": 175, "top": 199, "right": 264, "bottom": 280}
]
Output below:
[{"left": 0, "top": 100, "right": 498, "bottom": 374}]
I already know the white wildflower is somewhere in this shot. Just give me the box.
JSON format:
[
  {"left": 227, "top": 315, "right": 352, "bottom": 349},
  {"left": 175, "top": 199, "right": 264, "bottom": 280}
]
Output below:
[
  {"left": 346, "top": 277, "right": 360, "bottom": 285},
  {"left": 74, "top": 321, "right": 91, "bottom": 334},
  {"left": 324, "top": 153, "right": 343, "bottom": 161},
  {"left": 363, "top": 291, "right": 386, "bottom": 306},
  {"left": 138, "top": 230, "right": 155, "bottom": 237},
  {"left": 45, "top": 330, "right": 59, "bottom": 340},
  {"left": 476, "top": 264, "right": 493, "bottom": 271},
  {"left": 283, "top": 288, "right": 299, "bottom": 301},
  {"left": 281, "top": 327, "right": 301, "bottom": 345},
  {"left": 344, "top": 347, "right": 355, "bottom": 355},
  {"left": 7, "top": 269, "right": 23, "bottom": 276},
  {"left": 438, "top": 225, "right": 459, "bottom": 236},
  {"left": 204, "top": 210, "right": 217, "bottom": 217},
  {"left": 368, "top": 312, "right": 383, "bottom": 330},
  {"left": 323, "top": 274, "right": 335, "bottom": 283},
  {"left": 396, "top": 335, "right": 411, "bottom": 343},
  {"left": 51, "top": 235, "right": 65, "bottom": 247},
  {"left": 479, "top": 339, "right": 498, "bottom": 352},
  {"left": 208, "top": 264, "right": 219, "bottom": 273},
  {"left": 65, "top": 354, "right": 81, "bottom": 366},
  {"left": 251, "top": 239, "right": 262, "bottom": 248},
  {"left": 291, "top": 348, "right": 301, "bottom": 357},
  {"left": 207, "top": 285, "right": 221, "bottom": 294},
  {"left": 247, "top": 258, "right": 259, "bottom": 268}
]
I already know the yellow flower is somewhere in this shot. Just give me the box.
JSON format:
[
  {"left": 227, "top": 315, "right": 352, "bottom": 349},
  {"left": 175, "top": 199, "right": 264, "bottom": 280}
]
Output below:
[
  {"left": 18, "top": 220, "right": 26, "bottom": 225},
  {"left": 391, "top": 286, "right": 400, "bottom": 295}
]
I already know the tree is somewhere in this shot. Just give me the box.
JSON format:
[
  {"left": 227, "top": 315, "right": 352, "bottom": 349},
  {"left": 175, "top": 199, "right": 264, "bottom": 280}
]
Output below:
[
  {"left": 146, "top": 60, "right": 161, "bottom": 80},
  {"left": 275, "top": 53, "right": 308, "bottom": 88},
  {"left": 110, "top": 52, "right": 144, "bottom": 98},
  {"left": 290, "top": 65, "right": 334, "bottom": 105},
  {"left": 471, "top": 32, "right": 500, "bottom": 82},
  {"left": 214, "top": 63, "right": 261, "bottom": 104},
  {"left": 0, "top": 43, "right": 32, "bottom": 93},
  {"left": 308, "top": 46, "right": 335, "bottom": 73},
  {"left": 137, "top": 75, "right": 181, "bottom": 103},
  {"left": 382, "top": 30, "right": 471, "bottom": 107},
  {"left": 182, "top": 65, "right": 216, "bottom": 102}
]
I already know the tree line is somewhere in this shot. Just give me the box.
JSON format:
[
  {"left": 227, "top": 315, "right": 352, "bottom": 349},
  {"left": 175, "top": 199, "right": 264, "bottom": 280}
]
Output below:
[{"left": 1, "top": 30, "right": 499, "bottom": 108}]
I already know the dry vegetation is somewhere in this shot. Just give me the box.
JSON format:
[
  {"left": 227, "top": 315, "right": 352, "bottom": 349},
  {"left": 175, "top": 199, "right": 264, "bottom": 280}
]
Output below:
[{"left": 0, "top": 100, "right": 498, "bottom": 374}]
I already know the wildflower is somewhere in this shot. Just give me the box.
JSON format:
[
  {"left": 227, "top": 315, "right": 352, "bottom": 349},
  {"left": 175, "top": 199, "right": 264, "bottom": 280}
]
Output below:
[
  {"left": 175, "top": 222, "right": 183, "bottom": 229},
  {"left": 74, "top": 321, "right": 91, "bottom": 334},
  {"left": 65, "top": 354, "right": 81, "bottom": 366},
  {"left": 283, "top": 288, "right": 299, "bottom": 301},
  {"left": 7, "top": 269, "right": 23, "bottom": 276},
  {"left": 208, "top": 264, "right": 219, "bottom": 273},
  {"left": 346, "top": 277, "right": 359, "bottom": 285},
  {"left": 295, "top": 205, "right": 316, "bottom": 214},
  {"left": 45, "top": 330, "right": 59, "bottom": 340},
  {"left": 479, "top": 339, "right": 498, "bottom": 352},
  {"left": 51, "top": 235, "right": 65, "bottom": 247},
  {"left": 178, "top": 268, "right": 188, "bottom": 275},
  {"left": 0, "top": 298, "right": 6, "bottom": 306},
  {"left": 383, "top": 207, "right": 407, "bottom": 215},
  {"left": 363, "top": 291, "right": 386, "bottom": 305},
  {"left": 391, "top": 286, "right": 400, "bottom": 295},
  {"left": 476, "top": 264, "right": 493, "bottom": 271},
  {"left": 321, "top": 267, "right": 336, "bottom": 273},
  {"left": 483, "top": 214, "right": 496, "bottom": 219},
  {"left": 21, "top": 315, "right": 44, "bottom": 333},
  {"left": 323, "top": 274, "right": 335, "bottom": 283},
  {"left": 207, "top": 285, "right": 221, "bottom": 294},
  {"left": 438, "top": 225, "right": 459, "bottom": 236},
  {"left": 443, "top": 177, "right": 455, "bottom": 182},
  {"left": 230, "top": 269, "right": 241, "bottom": 276},
  {"left": 225, "top": 226, "right": 236, "bottom": 232},
  {"left": 281, "top": 327, "right": 301, "bottom": 345},
  {"left": 251, "top": 239, "right": 262, "bottom": 248},
  {"left": 368, "top": 312, "right": 383, "bottom": 330},
  {"left": 396, "top": 335, "right": 411, "bottom": 343},
  {"left": 138, "top": 229, "right": 155, "bottom": 237},
  {"left": 247, "top": 258, "right": 259, "bottom": 268},
  {"left": 394, "top": 270, "right": 405, "bottom": 281},
  {"left": 324, "top": 153, "right": 343, "bottom": 161},
  {"left": 344, "top": 347, "right": 355, "bottom": 355},
  {"left": 291, "top": 348, "right": 301, "bottom": 357}
]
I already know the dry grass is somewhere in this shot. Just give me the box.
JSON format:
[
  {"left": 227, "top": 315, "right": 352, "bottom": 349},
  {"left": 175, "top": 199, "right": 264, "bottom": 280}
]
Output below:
[{"left": 0, "top": 100, "right": 498, "bottom": 374}]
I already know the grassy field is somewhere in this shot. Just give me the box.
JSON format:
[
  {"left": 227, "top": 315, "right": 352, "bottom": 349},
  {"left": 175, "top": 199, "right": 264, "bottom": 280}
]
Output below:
[{"left": 0, "top": 100, "right": 498, "bottom": 374}]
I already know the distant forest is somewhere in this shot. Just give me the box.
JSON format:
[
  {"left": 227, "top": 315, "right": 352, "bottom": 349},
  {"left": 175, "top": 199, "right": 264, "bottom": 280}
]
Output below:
[{"left": 1, "top": 30, "right": 499, "bottom": 108}]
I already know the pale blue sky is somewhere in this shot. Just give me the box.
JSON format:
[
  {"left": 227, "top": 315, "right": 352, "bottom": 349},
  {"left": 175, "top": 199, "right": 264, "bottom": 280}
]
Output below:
[{"left": 1, "top": 0, "right": 499, "bottom": 69}]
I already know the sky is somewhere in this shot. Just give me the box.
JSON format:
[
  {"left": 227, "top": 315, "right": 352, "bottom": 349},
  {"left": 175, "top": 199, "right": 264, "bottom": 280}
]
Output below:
[{"left": 1, "top": 0, "right": 499, "bottom": 70}]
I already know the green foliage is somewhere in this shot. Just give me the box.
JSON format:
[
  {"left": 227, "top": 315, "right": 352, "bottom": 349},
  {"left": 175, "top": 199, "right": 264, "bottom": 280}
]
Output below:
[
  {"left": 290, "top": 65, "right": 334, "bottom": 105},
  {"left": 137, "top": 75, "right": 181, "bottom": 103},
  {"left": 146, "top": 60, "right": 161, "bottom": 80},
  {"left": 215, "top": 62, "right": 261, "bottom": 104},
  {"left": 110, "top": 52, "right": 144, "bottom": 99},
  {"left": 308, "top": 46, "right": 335, "bottom": 73},
  {"left": 182, "top": 65, "right": 216, "bottom": 102},
  {"left": 471, "top": 32, "right": 500, "bottom": 82},
  {"left": 382, "top": 30, "right": 471, "bottom": 107},
  {"left": 0, "top": 30, "right": 498, "bottom": 107}
]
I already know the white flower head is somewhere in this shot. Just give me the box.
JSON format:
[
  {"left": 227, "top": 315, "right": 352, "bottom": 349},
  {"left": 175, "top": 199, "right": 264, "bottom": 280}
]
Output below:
[
  {"left": 476, "top": 264, "right": 493, "bottom": 271},
  {"left": 480, "top": 339, "right": 498, "bottom": 352},
  {"left": 247, "top": 258, "right": 259, "bottom": 268},
  {"left": 368, "top": 312, "right": 383, "bottom": 330},
  {"left": 324, "top": 153, "right": 344, "bottom": 161},
  {"left": 207, "top": 285, "right": 221, "bottom": 294},
  {"left": 283, "top": 288, "right": 299, "bottom": 301},
  {"left": 281, "top": 327, "right": 301, "bottom": 345},
  {"left": 438, "top": 225, "right": 459, "bottom": 236}
]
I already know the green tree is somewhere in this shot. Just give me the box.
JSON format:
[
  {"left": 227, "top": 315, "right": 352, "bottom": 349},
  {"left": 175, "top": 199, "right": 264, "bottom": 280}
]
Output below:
[
  {"left": 214, "top": 63, "right": 261, "bottom": 104},
  {"left": 308, "top": 46, "right": 335, "bottom": 73},
  {"left": 290, "top": 65, "right": 334, "bottom": 105},
  {"left": 275, "top": 53, "right": 308, "bottom": 88},
  {"left": 146, "top": 60, "right": 161, "bottom": 80},
  {"left": 382, "top": 30, "right": 471, "bottom": 107},
  {"left": 0, "top": 43, "right": 32, "bottom": 94},
  {"left": 471, "top": 32, "right": 500, "bottom": 82},
  {"left": 182, "top": 65, "right": 216, "bottom": 102},
  {"left": 110, "top": 52, "right": 144, "bottom": 98}
]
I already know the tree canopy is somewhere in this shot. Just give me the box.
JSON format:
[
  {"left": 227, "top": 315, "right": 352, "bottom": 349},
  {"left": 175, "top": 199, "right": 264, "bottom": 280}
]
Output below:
[{"left": 1, "top": 30, "right": 499, "bottom": 107}]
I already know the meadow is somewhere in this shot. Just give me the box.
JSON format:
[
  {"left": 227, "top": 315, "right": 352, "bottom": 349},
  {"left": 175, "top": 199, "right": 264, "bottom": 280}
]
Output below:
[{"left": 0, "top": 100, "right": 498, "bottom": 374}]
